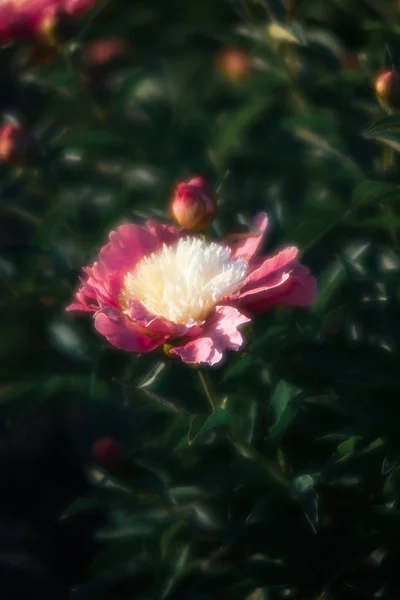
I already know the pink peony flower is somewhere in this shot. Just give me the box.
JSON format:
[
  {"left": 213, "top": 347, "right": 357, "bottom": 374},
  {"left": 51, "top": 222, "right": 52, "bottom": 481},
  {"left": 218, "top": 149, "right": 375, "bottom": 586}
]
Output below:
[
  {"left": 67, "top": 214, "right": 317, "bottom": 366},
  {"left": 0, "top": 0, "right": 96, "bottom": 43}
]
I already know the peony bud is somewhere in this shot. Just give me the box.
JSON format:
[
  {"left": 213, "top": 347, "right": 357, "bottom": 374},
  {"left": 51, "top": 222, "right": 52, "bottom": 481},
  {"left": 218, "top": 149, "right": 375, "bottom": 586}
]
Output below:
[
  {"left": 92, "top": 437, "right": 124, "bottom": 471},
  {"left": 0, "top": 124, "right": 35, "bottom": 165},
  {"left": 171, "top": 176, "right": 216, "bottom": 232},
  {"left": 214, "top": 46, "right": 254, "bottom": 84},
  {"left": 82, "top": 36, "right": 129, "bottom": 99},
  {"left": 83, "top": 36, "right": 129, "bottom": 70},
  {"left": 374, "top": 69, "right": 400, "bottom": 112}
]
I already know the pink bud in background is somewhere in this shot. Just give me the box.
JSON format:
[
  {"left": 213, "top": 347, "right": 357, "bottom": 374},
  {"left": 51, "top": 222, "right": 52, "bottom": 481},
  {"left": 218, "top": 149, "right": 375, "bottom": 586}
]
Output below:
[
  {"left": 214, "top": 46, "right": 254, "bottom": 84},
  {"left": 374, "top": 69, "right": 400, "bottom": 112},
  {"left": 92, "top": 437, "right": 124, "bottom": 471},
  {"left": 171, "top": 176, "right": 216, "bottom": 232},
  {"left": 0, "top": 123, "right": 35, "bottom": 165}
]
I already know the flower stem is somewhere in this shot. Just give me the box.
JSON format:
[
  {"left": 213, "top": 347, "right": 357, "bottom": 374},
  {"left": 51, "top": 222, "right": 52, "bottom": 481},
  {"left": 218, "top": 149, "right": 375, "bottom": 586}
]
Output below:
[{"left": 197, "top": 370, "right": 216, "bottom": 412}]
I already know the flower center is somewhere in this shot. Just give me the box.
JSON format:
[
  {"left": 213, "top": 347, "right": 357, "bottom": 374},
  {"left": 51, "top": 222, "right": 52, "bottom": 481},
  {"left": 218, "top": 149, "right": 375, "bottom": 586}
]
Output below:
[{"left": 120, "top": 237, "right": 247, "bottom": 325}]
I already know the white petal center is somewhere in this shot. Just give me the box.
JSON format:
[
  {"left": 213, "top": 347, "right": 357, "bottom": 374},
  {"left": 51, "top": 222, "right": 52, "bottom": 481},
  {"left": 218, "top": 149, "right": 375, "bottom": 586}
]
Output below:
[{"left": 120, "top": 237, "right": 247, "bottom": 324}]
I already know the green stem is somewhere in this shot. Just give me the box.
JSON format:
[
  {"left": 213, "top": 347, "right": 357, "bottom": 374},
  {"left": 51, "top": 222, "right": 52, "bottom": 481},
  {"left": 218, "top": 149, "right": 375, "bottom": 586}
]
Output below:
[{"left": 197, "top": 370, "right": 216, "bottom": 411}]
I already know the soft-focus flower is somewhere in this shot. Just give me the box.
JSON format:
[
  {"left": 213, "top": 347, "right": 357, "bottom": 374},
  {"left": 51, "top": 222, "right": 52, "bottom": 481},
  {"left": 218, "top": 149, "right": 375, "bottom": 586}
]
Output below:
[
  {"left": 171, "top": 176, "right": 216, "bottom": 231},
  {"left": 82, "top": 36, "right": 130, "bottom": 99},
  {"left": 0, "top": 0, "right": 96, "bottom": 43},
  {"left": 67, "top": 214, "right": 317, "bottom": 366},
  {"left": 374, "top": 69, "right": 400, "bottom": 112},
  {"left": 83, "top": 36, "right": 129, "bottom": 69},
  {"left": 0, "top": 123, "right": 35, "bottom": 164},
  {"left": 214, "top": 46, "right": 254, "bottom": 84},
  {"left": 92, "top": 437, "right": 124, "bottom": 471}
]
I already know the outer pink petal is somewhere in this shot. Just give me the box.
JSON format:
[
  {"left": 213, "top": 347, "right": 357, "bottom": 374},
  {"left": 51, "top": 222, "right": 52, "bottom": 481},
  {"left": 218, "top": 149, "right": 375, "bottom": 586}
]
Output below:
[
  {"left": 236, "top": 263, "right": 317, "bottom": 313},
  {"left": 66, "top": 221, "right": 172, "bottom": 317},
  {"left": 145, "top": 220, "right": 180, "bottom": 245},
  {"left": 170, "top": 306, "right": 250, "bottom": 366},
  {"left": 99, "top": 223, "right": 158, "bottom": 273},
  {"left": 242, "top": 247, "right": 298, "bottom": 291},
  {"left": 94, "top": 307, "right": 168, "bottom": 352},
  {"left": 225, "top": 212, "right": 268, "bottom": 261},
  {"left": 275, "top": 264, "right": 317, "bottom": 307}
]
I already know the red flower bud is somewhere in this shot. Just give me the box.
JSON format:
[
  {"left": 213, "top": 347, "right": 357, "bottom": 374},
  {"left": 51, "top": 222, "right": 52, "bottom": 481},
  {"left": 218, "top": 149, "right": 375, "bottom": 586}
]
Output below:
[
  {"left": 83, "top": 36, "right": 129, "bottom": 70},
  {"left": 171, "top": 176, "right": 216, "bottom": 232},
  {"left": 92, "top": 437, "right": 124, "bottom": 471},
  {"left": 0, "top": 124, "right": 35, "bottom": 165},
  {"left": 214, "top": 46, "right": 254, "bottom": 84},
  {"left": 374, "top": 69, "right": 400, "bottom": 112},
  {"left": 82, "top": 36, "right": 130, "bottom": 99}
]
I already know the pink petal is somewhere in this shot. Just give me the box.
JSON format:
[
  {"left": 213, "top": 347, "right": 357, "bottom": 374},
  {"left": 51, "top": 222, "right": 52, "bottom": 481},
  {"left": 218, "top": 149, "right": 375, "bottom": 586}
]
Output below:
[
  {"left": 66, "top": 289, "right": 98, "bottom": 312},
  {"left": 145, "top": 220, "right": 180, "bottom": 245},
  {"left": 278, "top": 265, "right": 317, "bottom": 307},
  {"left": 127, "top": 300, "right": 186, "bottom": 337},
  {"left": 242, "top": 246, "right": 298, "bottom": 292},
  {"left": 94, "top": 307, "right": 168, "bottom": 352},
  {"left": 170, "top": 306, "right": 250, "bottom": 366},
  {"left": 236, "top": 263, "right": 317, "bottom": 313},
  {"left": 99, "top": 223, "right": 158, "bottom": 272},
  {"left": 225, "top": 212, "right": 268, "bottom": 261},
  {"left": 126, "top": 299, "right": 204, "bottom": 337}
]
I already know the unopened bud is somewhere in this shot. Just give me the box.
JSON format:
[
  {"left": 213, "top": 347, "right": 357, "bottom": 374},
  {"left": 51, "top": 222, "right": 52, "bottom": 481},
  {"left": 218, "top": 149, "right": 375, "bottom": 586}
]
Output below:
[
  {"left": 0, "top": 124, "right": 35, "bottom": 165},
  {"left": 214, "top": 46, "right": 254, "bottom": 84},
  {"left": 374, "top": 69, "right": 400, "bottom": 112},
  {"left": 82, "top": 36, "right": 130, "bottom": 99},
  {"left": 83, "top": 36, "right": 129, "bottom": 70},
  {"left": 92, "top": 437, "right": 124, "bottom": 471},
  {"left": 171, "top": 176, "right": 216, "bottom": 232}
]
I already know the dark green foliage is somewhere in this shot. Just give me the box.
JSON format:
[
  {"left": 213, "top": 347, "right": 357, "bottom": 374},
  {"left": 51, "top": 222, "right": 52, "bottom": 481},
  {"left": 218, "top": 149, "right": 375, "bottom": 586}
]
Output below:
[{"left": 2, "top": 0, "right": 400, "bottom": 599}]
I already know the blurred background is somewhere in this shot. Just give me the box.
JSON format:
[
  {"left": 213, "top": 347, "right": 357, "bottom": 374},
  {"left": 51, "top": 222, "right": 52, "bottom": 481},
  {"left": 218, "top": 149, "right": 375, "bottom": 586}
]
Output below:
[{"left": 2, "top": 0, "right": 400, "bottom": 599}]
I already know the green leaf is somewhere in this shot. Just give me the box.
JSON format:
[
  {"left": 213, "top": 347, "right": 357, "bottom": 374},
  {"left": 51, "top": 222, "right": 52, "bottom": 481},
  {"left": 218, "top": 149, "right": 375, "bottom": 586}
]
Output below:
[
  {"left": 232, "top": 439, "right": 288, "bottom": 487},
  {"left": 188, "top": 408, "right": 235, "bottom": 445},
  {"left": 212, "top": 98, "right": 270, "bottom": 165},
  {"left": 56, "top": 128, "right": 129, "bottom": 151},
  {"left": 267, "top": 380, "right": 293, "bottom": 426},
  {"left": 268, "top": 21, "right": 307, "bottom": 46},
  {"left": 336, "top": 436, "right": 362, "bottom": 460},
  {"left": 364, "top": 116, "right": 400, "bottom": 138},
  {"left": 363, "top": 116, "right": 400, "bottom": 152},
  {"left": 312, "top": 243, "right": 370, "bottom": 314},
  {"left": 353, "top": 181, "right": 400, "bottom": 206},
  {"left": 222, "top": 354, "right": 253, "bottom": 381},
  {"left": 291, "top": 474, "right": 318, "bottom": 533}
]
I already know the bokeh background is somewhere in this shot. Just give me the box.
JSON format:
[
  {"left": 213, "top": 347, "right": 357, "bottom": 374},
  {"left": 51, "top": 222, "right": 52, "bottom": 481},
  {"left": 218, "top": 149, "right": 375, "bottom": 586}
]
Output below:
[{"left": 2, "top": 0, "right": 400, "bottom": 599}]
